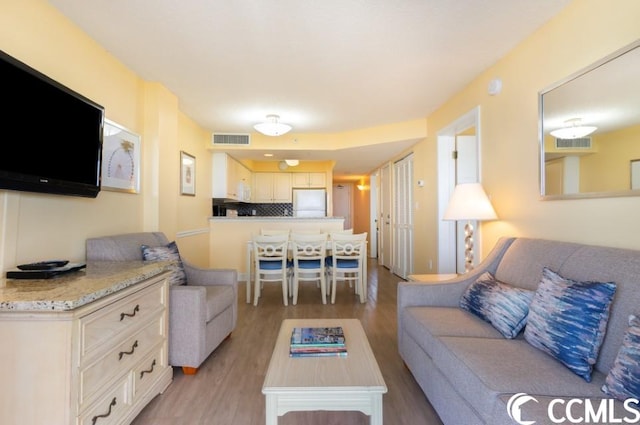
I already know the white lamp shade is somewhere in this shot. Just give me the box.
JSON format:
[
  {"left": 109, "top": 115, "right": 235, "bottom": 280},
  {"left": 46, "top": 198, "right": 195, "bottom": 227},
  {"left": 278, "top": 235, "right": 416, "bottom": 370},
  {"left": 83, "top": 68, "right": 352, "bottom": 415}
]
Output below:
[{"left": 443, "top": 183, "right": 497, "bottom": 221}]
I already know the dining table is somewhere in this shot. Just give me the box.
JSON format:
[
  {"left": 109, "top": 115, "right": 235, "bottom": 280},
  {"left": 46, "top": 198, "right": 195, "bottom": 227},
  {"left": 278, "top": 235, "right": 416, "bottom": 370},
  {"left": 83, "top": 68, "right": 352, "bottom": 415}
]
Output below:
[{"left": 244, "top": 239, "right": 367, "bottom": 304}]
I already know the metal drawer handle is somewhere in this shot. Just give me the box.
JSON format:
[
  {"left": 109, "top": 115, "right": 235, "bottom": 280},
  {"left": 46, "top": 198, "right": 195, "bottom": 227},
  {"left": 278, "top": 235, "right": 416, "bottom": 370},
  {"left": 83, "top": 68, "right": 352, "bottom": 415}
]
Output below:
[
  {"left": 140, "top": 359, "right": 157, "bottom": 379},
  {"left": 91, "top": 397, "right": 116, "bottom": 424},
  {"left": 118, "top": 340, "right": 138, "bottom": 360},
  {"left": 120, "top": 304, "right": 140, "bottom": 321}
]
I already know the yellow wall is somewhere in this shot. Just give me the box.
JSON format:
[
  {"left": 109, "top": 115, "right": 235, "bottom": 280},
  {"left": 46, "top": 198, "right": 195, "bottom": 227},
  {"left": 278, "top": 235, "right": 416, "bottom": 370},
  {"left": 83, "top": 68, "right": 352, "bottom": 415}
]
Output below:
[
  {"left": 581, "top": 125, "right": 640, "bottom": 192},
  {"left": 411, "top": 0, "right": 640, "bottom": 273},
  {"left": 0, "top": 0, "right": 212, "bottom": 269}
]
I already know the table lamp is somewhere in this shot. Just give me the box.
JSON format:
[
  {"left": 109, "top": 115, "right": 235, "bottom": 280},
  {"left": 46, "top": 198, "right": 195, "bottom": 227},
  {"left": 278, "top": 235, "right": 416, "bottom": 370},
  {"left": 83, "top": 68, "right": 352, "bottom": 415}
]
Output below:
[{"left": 443, "top": 183, "right": 497, "bottom": 272}]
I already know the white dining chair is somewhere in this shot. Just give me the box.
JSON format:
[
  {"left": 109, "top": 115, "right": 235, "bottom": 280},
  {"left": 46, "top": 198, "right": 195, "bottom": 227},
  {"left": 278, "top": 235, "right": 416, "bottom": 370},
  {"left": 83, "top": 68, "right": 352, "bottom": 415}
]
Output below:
[
  {"left": 290, "top": 232, "right": 329, "bottom": 305},
  {"left": 252, "top": 233, "right": 291, "bottom": 306},
  {"left": 326, "top": 232, "right": 368, "bottom": 304}
]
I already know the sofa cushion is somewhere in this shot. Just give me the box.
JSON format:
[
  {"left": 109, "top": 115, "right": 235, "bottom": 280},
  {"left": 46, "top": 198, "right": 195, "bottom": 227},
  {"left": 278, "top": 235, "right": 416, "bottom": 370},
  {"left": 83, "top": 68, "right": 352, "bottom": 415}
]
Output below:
[
  {"left": 141, "top": 241, "right": 187, "bottom": 286},
  {"left": 524, "top": 267, "right": 616, "bottom": 382},
  {"left": 205, "top": 285, "right": 235, "bottom": 323},
  {"left": 402, "top": 306, "right": 504, "bottom": 354},
  {"left": 459, "top": 271, "right": 534, "bottom": 338},
  {"left": 602, "top": 314, "right": 640, "bottom": 404},
  {"left": 432, "top": 336, "right": 609, "bottom": 424}
]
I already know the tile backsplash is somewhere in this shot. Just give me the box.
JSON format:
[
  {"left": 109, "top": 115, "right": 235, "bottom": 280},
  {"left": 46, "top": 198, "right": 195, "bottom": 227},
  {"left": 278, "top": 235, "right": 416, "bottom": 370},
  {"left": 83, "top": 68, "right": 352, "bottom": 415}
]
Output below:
[{"left": 213, "top": 199, "right": 292, "bottom": 217}]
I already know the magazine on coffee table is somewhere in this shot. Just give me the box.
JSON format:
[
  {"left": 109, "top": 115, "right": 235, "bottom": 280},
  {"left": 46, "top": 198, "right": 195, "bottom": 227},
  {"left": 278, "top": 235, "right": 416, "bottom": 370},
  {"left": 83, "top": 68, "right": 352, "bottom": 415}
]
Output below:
[{"left": 289, "top": 326, "right": 347, "bottom": 357}]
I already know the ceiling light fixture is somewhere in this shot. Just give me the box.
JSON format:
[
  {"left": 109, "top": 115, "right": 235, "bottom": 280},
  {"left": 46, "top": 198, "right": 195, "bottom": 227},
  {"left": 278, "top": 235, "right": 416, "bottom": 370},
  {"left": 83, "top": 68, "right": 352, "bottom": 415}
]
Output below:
[
  {"left": 284, "top": 159, "right": 299, "bottom": 166},
  {"left": 254, "top": 114, "right": 292, "bottom": 137},
  {"left": 550, "top": 118, "right": 597, "bottom": 140}
]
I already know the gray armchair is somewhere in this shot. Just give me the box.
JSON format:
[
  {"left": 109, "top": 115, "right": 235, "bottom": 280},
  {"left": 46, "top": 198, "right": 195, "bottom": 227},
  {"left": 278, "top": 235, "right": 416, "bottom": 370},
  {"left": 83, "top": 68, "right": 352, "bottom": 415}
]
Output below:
[{"left": 86, "top": 232, "right": 237, "bottom": 375}]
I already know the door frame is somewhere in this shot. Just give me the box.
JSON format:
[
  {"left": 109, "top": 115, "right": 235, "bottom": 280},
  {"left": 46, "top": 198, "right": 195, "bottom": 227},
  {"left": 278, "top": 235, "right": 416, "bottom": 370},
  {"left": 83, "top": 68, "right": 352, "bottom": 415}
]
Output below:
[{"left": 437, "top": 106, "right": 481, "bottom": 273}]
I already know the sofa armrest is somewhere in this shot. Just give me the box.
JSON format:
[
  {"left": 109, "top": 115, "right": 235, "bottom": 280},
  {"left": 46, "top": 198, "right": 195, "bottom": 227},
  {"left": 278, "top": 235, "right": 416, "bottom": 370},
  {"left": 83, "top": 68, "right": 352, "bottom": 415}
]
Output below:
[
  {"left": 182, "top": 260, "right": 237, "bottom": 287},
  {"left": 398, "top": 236, "right": 516, "bottom": 310},
  {"left": 397, "top": 276, "right": 474, "bottom": 309}
]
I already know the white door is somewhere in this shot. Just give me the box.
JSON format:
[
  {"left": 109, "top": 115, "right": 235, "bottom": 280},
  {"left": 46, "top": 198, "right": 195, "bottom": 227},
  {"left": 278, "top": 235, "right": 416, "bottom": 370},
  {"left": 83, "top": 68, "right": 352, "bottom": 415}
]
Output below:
[
  {"left": 437, "top": 107, "right": 480, "bottom": 274},
  {"left": 392, "top": 154, "right": 413, "bottom": 279},
  {"left": 379, "top": 164, "right": 392, "bottom": 268},
  {"left": 369, "top": 172, "right": 378, "bottom": 258},
  {"left": 332, "top": 183, "right": 352, "bottom": 230},
  {"left": 454, "top": 135, "right": 478, "bottom": 273}
]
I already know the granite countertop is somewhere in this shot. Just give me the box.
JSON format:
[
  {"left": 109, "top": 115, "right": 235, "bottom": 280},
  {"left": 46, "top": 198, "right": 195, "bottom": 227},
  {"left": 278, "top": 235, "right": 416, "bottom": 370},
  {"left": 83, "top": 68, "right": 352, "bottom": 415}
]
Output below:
[{"left": 0, "top": 261, "right": 172, "bottom": 312}]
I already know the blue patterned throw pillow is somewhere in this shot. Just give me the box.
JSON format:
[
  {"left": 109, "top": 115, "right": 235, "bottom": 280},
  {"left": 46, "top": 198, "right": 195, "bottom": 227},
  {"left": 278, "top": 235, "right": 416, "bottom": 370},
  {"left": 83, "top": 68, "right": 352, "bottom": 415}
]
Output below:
[
  {"left": 141, "top": 241, "right": 187, "bottom": 285},
  {"left": 459, "top": 272, "right": 535, "bottom": 339},
  {"left": 602, "top": 315, "right": 640, "bottom": 405},
  {"left": 524, "top": 267, "right": 616, "bottom": 382}
]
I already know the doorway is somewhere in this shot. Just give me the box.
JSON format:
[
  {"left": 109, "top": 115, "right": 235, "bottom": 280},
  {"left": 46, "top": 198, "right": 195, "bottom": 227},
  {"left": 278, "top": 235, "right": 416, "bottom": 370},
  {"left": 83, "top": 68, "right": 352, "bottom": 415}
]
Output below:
[
  {"left": 379, "top": 164, "right": 392, "bottom": 268},
  {"left": 437, "top": 107, "right": 481, "bottom": 274},
  {"left": 332, "top": 183, "right": 353, "bottom": 230},
  {"left": 392, "top": 153, "right": 414, "bottom": 279}
]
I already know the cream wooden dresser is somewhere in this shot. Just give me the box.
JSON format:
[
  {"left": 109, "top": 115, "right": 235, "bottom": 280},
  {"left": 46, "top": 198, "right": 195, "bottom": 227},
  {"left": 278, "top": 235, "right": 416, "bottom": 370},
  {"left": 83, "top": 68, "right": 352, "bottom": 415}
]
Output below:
[{"left": 0, "top": 261, "right": 173, "bottom": 425}]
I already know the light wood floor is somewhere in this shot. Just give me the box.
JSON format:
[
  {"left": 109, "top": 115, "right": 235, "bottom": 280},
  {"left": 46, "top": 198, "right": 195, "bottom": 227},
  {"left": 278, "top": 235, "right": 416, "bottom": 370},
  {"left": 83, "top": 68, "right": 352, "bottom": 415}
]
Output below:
[{"left": 131, "top": 259, "right": 444, "bottom": 425}]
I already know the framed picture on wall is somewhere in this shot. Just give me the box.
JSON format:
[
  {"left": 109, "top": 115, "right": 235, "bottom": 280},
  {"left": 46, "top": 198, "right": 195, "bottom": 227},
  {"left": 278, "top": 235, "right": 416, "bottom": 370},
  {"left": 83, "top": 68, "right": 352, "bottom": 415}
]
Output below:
[
  {"left": 102, "top": 119, "right": 141, "bottom": 193},
  {"left": 180, "top": 151, "right": 196, "bottom": 196}
]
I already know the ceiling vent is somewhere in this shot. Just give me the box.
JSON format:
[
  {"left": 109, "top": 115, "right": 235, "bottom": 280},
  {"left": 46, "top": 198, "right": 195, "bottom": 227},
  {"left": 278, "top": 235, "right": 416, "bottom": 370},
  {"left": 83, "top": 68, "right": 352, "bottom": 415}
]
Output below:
[
  {"left": 555, "top": 137, "right": 592, "bottom": 149},
  {"left": 212, "top": 133, "right": 251, "bottom": 146}
]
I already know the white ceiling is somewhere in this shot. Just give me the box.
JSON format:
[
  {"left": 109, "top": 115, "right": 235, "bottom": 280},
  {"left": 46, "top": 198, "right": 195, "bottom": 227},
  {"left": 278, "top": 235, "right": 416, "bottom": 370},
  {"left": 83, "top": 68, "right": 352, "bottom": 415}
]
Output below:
[{"left": 49, "top": 0, "right": 571, "bottom": 178}]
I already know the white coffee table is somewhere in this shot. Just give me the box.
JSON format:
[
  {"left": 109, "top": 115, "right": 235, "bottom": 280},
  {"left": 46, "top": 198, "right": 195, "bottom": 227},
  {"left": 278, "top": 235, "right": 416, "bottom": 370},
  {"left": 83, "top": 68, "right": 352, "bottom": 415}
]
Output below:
[{"left": 262, "top": 318, "right": 387, "bottom": 424}]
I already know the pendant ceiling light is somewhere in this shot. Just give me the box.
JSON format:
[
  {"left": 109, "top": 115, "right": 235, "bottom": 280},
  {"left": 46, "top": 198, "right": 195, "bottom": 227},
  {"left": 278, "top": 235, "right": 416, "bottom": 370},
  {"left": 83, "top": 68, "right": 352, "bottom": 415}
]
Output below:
[
  {"left": 550, "top": 118, "right": 597, "bottom": 140},
  {"left": 254, "top": 114, "right": 292, "bottom": 137}
]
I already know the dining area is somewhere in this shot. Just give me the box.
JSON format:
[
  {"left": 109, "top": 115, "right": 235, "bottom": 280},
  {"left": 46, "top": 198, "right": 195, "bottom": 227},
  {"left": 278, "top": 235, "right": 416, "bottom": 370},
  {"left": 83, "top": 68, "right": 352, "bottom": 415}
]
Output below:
[{"left": 246, "top": 229, "right": 369, "bottom": 306}]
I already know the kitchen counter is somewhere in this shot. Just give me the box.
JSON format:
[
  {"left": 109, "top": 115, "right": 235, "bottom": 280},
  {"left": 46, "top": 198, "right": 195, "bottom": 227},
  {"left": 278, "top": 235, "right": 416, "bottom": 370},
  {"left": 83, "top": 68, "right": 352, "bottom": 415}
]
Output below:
[
  {"left": 0, "top": 261, "right": 171, "bottom": 311},
  {"left": 209, "top": 216, "right": 345, "bottom": 280}
]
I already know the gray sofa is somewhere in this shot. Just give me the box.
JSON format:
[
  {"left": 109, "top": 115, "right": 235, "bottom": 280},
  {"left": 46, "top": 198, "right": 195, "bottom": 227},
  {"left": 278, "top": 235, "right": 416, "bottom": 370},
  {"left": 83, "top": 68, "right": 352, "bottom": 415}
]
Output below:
[
  {"left": 86, "top": 232, "right": 237, "bottom": 374},
  {"left": 398, "top": 237, "right": 640, "bottom": 425}
]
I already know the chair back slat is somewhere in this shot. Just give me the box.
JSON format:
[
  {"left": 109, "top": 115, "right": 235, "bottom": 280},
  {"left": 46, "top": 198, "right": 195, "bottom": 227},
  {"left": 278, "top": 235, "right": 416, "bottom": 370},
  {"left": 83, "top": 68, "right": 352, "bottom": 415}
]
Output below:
[
  {"left": 252, "top": 233, "right": 291, "bottom": 306},
  {"left": 289, "top": 233, "right": 329, "bottom": 304}
]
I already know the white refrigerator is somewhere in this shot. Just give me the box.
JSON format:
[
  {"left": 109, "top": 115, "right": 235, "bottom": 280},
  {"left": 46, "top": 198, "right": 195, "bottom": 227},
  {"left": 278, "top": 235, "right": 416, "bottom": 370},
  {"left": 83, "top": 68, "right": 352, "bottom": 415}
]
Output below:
[{"left": 292, "top": 189, "right": 327, "bottom": 217}]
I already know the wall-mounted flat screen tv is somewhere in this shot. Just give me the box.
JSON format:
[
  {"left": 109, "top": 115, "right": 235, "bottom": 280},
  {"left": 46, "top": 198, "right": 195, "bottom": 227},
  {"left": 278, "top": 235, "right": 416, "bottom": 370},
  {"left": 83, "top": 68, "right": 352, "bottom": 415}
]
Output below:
[{"left": 0, "top": 50, "right": 104, "bottom": 198}]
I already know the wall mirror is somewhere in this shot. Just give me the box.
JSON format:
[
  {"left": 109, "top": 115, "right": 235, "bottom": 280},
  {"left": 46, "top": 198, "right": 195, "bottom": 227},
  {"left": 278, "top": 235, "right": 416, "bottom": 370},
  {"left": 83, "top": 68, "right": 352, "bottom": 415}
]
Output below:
[{"left": 539, "top": 39, "right": 640, "bottom": 199}]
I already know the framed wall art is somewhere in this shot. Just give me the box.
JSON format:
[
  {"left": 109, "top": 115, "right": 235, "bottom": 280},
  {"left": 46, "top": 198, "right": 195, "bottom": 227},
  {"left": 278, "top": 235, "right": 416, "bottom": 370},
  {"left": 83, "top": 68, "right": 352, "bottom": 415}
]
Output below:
[
  {"left": 102, "top": 119, "right": 141, "bottom": 193},
  {"left": 180, "top": 151, "right": 196, "bottom": 196}
]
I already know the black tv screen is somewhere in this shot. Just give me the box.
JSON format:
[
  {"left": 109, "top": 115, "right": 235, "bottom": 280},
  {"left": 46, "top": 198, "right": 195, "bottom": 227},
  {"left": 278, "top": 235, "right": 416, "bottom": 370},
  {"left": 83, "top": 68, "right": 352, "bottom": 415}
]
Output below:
[{"left": 0, "top": 50, "right": 104, "bottom": 198}]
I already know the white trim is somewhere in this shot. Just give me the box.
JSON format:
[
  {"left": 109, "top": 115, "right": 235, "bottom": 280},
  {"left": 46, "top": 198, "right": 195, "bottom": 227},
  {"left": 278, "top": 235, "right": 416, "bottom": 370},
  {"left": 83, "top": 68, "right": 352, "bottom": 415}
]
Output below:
[{"left": 176, "top": 228, "right": 210, "bottom": 238}]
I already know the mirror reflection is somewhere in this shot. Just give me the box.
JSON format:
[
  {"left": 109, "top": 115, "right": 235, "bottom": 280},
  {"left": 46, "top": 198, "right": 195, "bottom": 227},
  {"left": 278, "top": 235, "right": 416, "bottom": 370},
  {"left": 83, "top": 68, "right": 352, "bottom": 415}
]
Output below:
[{"left": 540, "top": 40, "right": 640, "bottom": 199}]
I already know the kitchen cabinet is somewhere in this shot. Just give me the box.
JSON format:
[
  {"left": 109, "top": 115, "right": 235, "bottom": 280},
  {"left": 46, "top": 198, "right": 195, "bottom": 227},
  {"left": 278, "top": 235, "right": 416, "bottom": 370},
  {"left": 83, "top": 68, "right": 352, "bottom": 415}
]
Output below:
[
  {"left": 212, "top": 152, "right": 252, "bottom": 201},
  {"left": 253, "top": 172, "right": 292, "bottom": 203},
  {"left": 291, "top": 172, "right": 326, "bottom": 188}
]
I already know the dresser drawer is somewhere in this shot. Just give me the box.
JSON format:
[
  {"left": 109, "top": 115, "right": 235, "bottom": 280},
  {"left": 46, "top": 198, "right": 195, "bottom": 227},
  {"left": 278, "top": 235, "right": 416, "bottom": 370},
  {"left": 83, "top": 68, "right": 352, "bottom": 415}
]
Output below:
[
  {"left": 132, "top": 344, "right": 168, "bottom": 401},
  {"left": 77, "top": 376, "right": 129, "bottom": 425},
  {"left": 79, "top": 313, "right": 165, "bottom": 406},
  {"left": 79, "top": 282, "right": 166, "bottom": 360}
]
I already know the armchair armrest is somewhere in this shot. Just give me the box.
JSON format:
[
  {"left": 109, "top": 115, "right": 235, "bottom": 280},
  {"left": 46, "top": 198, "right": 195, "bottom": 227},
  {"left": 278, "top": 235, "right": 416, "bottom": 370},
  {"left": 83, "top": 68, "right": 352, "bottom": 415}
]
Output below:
[{"left": 169, "top": 285, "right": 208, "bottom": 366}]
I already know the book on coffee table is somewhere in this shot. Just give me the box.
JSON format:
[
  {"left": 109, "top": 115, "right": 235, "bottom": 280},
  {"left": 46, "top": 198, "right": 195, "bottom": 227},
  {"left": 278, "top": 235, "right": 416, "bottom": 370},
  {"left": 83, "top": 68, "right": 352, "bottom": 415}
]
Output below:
[
  {"left": 289, "top": 326, "right": 347, "bottom": 357},
  {"left": 290, "top": 326, "right": 345, "bottom": 347}
]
